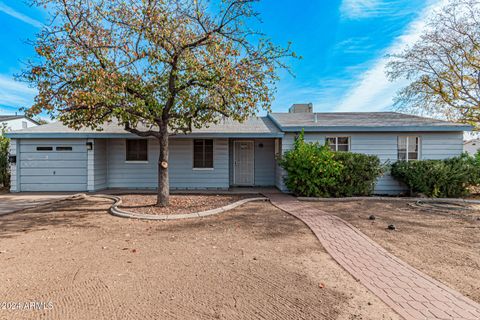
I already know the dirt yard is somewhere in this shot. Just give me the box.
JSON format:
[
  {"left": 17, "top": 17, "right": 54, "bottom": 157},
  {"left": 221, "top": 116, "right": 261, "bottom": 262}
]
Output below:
[
  {"left": 307, "top": 200, "right": 480, "bottom": 303},
  {"left": 119, "top": 194, "right": 256, "bottom": 215},
  {"left": 0, "top": 197, "right": 401, "bottom": 320}
]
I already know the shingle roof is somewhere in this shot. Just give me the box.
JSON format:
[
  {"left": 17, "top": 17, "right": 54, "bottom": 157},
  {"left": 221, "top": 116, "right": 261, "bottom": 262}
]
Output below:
[
  {"left": 5, "top": 112, "right": 472, "bottom": 138},
  {"left": 6, "top": 116, "right": 283, "bottom": 138},
  {"left": 268, "top": 112, "right": 472, "bottom": 132}
]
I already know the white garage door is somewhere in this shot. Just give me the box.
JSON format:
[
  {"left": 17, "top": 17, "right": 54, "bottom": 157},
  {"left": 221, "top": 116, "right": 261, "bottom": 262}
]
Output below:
[{"left": 19, "top": 139, "right": 88, "bottom": 192}]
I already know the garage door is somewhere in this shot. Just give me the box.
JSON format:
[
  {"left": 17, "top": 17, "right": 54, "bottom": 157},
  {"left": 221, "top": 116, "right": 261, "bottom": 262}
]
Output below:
[{"left": 19, "top": 139, "right": 88, "bottom": 192}]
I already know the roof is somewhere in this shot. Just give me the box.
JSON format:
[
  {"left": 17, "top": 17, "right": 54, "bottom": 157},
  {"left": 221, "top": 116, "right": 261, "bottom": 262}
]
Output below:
[
  {"left": 5, "top": 116, "right": 283, "bottom": 139},
  {"left": 5, "top": 112, "right": 472, "bottom": 139},
  {"left": 268, "top": 112, "right": 472, "bottom": 132},
  {"left": 0, "top": 115, "right": 40, "bottom": 125}
]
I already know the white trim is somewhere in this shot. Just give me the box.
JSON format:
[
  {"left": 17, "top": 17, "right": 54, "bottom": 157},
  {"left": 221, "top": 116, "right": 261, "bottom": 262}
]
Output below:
[
  {"left": 192, "top": 138, "right": 215, "bottom": 169},
  {"left": 325, "top": 136, "right": 351, "bottom": 152},
  {"left": 397, "top": 136, "right": 421, "bottom": 161},
  {"left": 125, "top": 161, "right": 149, "bottom": 164},
  {"left": 87, "top": 138, "right": 94, "bottom": 191}
]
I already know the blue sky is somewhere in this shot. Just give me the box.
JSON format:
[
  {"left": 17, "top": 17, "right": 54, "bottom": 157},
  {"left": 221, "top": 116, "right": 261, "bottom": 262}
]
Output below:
[{"left": 0, "top": 0, "right": 443, "bottom": 116}]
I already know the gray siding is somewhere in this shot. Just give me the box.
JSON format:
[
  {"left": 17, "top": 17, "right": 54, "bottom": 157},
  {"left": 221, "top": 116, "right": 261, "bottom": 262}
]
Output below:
[
  {"left": 18, "top": 139, "right": 87, "bottom": 192},
  {"left": 278, "top": 132, "right": 464, "bottom": 195},
  {"left": 229, "top": 139, "right": 276, "bottom": 186},
  {"left": 93, "top": 139, "right": 107, "bottom": 190},
  {"left": 106, "top": 138, "right": 229, "bottom": 189}
]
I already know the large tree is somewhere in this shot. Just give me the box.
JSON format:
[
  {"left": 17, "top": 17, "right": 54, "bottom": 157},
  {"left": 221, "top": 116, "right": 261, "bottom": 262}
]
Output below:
[
  {"left": 386, "top": 0, "right": 480, "bottom": 129},
  {"left": 22, "top": 0, "right": 294, "bottom": 206}
]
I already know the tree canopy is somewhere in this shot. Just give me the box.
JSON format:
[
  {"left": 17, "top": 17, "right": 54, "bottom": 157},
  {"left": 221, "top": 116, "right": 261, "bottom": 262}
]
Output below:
[
  {"left": 22, "top": 0, "right": 294, "bottom": 206},
  {"left": 386, "top": 0, "right": 480, "bottom": 130}
]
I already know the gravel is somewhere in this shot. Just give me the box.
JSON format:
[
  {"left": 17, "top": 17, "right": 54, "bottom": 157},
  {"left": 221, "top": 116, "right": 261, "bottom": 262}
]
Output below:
[{"left": 118, "top": 194, "right": 258, "bottom": 215}]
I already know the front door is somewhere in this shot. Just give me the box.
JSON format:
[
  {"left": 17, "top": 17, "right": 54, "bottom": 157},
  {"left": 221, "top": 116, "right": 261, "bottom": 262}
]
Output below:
[{"left": 234, "top": 141, "right": 254, "bottom": 186}]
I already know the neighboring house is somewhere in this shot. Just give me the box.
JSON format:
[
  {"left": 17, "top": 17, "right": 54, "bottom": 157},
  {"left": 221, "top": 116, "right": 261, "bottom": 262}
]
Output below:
[
  {"left": 5, "top": 105, "right": 472, "bottom": 194},
  {"left": 463, "top": 139, "right": 480, "bottom": 155},
  {"left": 0, "top": 115, "right": 39, "bottom": 132}
]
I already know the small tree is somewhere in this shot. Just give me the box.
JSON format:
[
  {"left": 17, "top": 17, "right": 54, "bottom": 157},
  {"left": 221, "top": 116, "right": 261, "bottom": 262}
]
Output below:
[
  {"left": 386, "top": 0, "right": 480, "bottom": 129},
  {"left": 22, "top": 0, "right": 294, "bottom": 206}
]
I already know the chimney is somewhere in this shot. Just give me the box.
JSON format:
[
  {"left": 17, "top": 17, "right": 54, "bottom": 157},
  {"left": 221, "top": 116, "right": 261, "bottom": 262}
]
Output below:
[{"left": 288, "top": 103, "right": 313, "bottom": 113}]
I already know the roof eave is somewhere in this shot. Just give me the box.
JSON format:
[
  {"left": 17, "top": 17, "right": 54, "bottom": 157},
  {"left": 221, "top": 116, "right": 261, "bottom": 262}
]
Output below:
[
  {"left": 5, "top": 132, "right": 284, "bottom": 139},
  {"left": 278, "top": 125, "right": 473, "bottom": 132}
]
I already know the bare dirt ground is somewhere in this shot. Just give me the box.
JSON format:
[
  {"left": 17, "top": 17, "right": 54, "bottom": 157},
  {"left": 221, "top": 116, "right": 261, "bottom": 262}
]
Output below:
[
  {"left": 119, "top": 194, "right": 257, "bottom": 215},
  {"left": 307, "top": 200, "right": 480, "bottom": 303},
  {"left": 0, "top": 197, "right": 400, "bottom": 320}
]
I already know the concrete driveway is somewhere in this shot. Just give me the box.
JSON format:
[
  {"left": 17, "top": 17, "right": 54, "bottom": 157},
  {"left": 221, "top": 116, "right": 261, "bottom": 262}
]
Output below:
[{"left": 0, "top": 193, "right": 71, "bottom": 215}]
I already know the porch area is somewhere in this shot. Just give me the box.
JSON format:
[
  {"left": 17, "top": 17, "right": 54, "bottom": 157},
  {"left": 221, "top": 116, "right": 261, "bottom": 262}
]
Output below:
[{"left": 91, "top": 137, "right": 282, "bottom": 192}]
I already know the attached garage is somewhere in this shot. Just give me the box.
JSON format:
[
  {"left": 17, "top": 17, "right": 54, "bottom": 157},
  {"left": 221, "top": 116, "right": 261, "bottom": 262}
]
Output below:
[{"left": 17, "top": 139, "right": 88, "bottom": 192}]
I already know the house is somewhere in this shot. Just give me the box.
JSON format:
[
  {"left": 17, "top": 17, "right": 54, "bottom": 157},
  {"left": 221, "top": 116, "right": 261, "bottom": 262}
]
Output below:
[
  {"left": 5, "top": 105, "right": 472, "bottom": 194},
  {"left": 463, "top": 139, "right": 480, "bottom": 155},
  {"left": 0, "top": 114, "right": 39, "bottom": 132}
]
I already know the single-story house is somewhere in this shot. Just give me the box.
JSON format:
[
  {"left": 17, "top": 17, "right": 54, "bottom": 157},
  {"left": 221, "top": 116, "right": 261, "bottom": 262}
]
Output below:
[
  {"left": 5, "top": 105, "right": 472, "bottom": 194},
  {"left": 1, "top": 114, "right": 39, "bottom": 132},
  {"left": 463, "top": 139, "right": 480, "bottom": 155}
]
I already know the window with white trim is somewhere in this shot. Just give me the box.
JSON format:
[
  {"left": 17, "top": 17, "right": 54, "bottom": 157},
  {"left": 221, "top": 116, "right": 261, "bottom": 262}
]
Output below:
[
  {"left": 126, "top": 139, "right": 148, "bottom": 161},
  {"left": 193, "top": 139, "right": 214, "bottom": 168},
  {"left": 398, "top": 136, "right": 419, "bottom": 161},
  {"left": 326, "top": 137, "right": 350, "bottom": 152}
]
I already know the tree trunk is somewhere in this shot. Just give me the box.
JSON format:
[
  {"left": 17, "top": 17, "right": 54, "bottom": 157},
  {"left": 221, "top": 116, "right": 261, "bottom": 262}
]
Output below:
[{"left": 157, "top": 125, "right": 169, "bottom": 207}]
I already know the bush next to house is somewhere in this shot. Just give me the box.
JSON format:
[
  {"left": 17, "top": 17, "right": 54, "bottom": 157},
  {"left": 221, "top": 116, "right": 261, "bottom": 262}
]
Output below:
[
  {"left": 331, "top": 152, "right": 383, "bottom": 197},
  {"left": 391, "top": 154, "right": 480, "bottom": 198},
  {"left": 0, "top": 132, "right": 9, "bottom": 188},
  {"left": 279, "top": 132, "right": 383, "bottom": 197}
]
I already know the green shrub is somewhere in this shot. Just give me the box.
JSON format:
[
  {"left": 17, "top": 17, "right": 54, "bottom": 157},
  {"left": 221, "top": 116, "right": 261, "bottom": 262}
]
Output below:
[
  {"left": 331, "top": 152, "right": 383, "bottom": 197},
  {"left": 0, "top": 131, "right": 9, "bottom": 188},
  {"left": 391, "top": 154, "right": 480, "bottom": 198},
  {"left": 278, "top": 132, "right": 383, "bottom": 197}
]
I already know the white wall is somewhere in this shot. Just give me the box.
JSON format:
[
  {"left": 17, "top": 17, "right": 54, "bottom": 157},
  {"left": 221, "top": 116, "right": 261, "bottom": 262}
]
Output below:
[
  {"left": 277, "top": 132, "right": 465, "bottom": 194},
  {"left": 1, "top": 118, "right": 38, "bottom": 132},
  {"left": 464, "top": 140, "right": 480, "bottom": 155}
]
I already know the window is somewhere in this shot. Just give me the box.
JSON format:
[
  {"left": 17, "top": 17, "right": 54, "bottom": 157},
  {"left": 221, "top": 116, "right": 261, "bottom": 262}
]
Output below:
[
  {"left": 126, "top": 139, "right": 148, "bottom": 161},
  {"left": 193, "top": 139, "right": 213, "bottom": 168},
  {"left": 56, "top": 146, "right": 73, "bottom": 151},
  {"left": 326, "top": 137, "right": 350, "bottom": 152},
  {"left": 398, "top": 136, "right": 419, "bottom": 161},
  {"left": 36, "top": 146, "right": 53, "bottom": 151}
]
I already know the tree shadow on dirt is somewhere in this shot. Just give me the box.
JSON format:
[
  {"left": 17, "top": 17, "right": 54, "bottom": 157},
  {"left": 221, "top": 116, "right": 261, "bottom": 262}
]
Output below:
[
  {"left": 150, "top": 202, "right": 307, "bottom": 240},
  {"left": 0, "top": 199, "right": 105, "bottom": 239}
]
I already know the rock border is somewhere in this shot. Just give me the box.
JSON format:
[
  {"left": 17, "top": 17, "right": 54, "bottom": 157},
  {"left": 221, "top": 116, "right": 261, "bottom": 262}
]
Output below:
[
  {"left": 298, "top": 196, "right": 480, "bottom": 204},
  {"left": 88, "top": 194, "right": 268, "bottom": 221}
]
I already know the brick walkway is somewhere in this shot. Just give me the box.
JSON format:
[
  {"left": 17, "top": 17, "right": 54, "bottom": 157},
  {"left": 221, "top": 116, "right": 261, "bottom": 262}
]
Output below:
[{"left": 266, "top": 193, "right": 480, "bottom": 320}]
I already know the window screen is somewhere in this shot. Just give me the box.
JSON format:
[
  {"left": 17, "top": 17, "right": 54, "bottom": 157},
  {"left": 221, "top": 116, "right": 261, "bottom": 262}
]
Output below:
[
  {"left": 193, "top": 139, "right": 213, "bottom": 168},
  {"left": 126, "top": 139, "right": 148, "bottom": 161},
  {"left": 326, "top": 137, "right": 350, "bottom": 152}
]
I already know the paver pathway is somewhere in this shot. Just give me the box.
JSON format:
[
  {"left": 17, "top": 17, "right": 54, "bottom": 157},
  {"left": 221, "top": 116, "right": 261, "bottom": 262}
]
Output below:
[{"left": 266, "top": 193, "right": 480, "bottom": 320}]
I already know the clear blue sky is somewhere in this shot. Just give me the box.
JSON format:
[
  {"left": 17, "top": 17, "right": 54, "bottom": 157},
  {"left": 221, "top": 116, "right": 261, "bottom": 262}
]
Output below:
[{"left": 0, "top": 0, "right": 441, "bottom": 116}]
